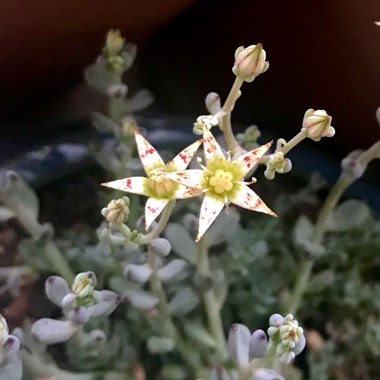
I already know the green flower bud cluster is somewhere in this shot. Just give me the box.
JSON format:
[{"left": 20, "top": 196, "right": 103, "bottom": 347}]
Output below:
[
  {"left": 267, "top": 313, "right": 306, "bottom": 364},
  {"left": 236, "top": 125, "right": 262, "bottom": 150}
]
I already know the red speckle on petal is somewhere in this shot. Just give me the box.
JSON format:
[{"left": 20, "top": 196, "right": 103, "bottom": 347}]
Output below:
[
  {"left": 179, "top": 153, "right": 188, "bottom": 162},
  {"left": 125, "top": 179, "right": 132, "bottom": 188}
]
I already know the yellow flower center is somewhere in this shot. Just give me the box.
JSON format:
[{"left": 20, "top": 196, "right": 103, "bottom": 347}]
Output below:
[
  {"left": 208, "top": 169, "right": 234, "bottom": 194},
  {"left": 149, "top": 168, "right": 177, "bottom": 198}
]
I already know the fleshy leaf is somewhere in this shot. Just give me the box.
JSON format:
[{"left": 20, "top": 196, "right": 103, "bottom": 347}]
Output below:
[
  {"left": 168, "top": 139, "right": 202, "bottom": 171},
  {"left": 147, "top": 336, "right": 175, "bottom": 354},
  {"left": 124, "top": 289, "right": 159, "bottom": 310},
  {"left": 157, "top": 259, "right": 189, "bottom": 282},
  {"left": 328, "top": 199, "right": 371, "bottom": 231},
  {"left": 227, "top": 323, "right": 251, "bottom": 367},
  {"left": 31, "top": 319, "right": 76, "bottom": 344},
  {"left": 165, "top": 223, "right": 197, "bottom": 263},
  {"left": 197, "top": 195, "right": 225, "bottom": 242},
  {"left": 168, "top": 287, "right": 199, "bottom": 316},
  {"left": 0, "top": 206, "right": 15, "bottom": 222},
  {"left": 101, "top": 177, "right": 149, "bottom": 196},
  {"left": 45, "top": 276, "right": 70, "bottom": 307},
  {"left": 135, "top": 130, "right": 165, "bottom": 173},
  {"left": 88, "top": 290, "right": 120, "bottom": 317},
  {"left": 204, "top": 208, "right": 240, "bottom": 246},
  {"left": 249, "top": 329, "right": 268, "bottom": 359},
  {"left": 124, "top": 264, "right": 152, "bottom": 283},
  {"left": 184, "top": 321, "right": 216, "bottom": 348}
]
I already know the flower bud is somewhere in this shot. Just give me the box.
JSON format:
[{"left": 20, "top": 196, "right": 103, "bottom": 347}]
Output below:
[
  {"left": 205, "top": 92, "right": 221, "bottom": 115},
  {"left": 193, "top": 115, "right": 219, "bottom": 135},
  {"left": 0, "top": 315, "right": 9, "bottom": 346},
  {"left": 122, "top": 116, "right": 138, "bottom": 136},
  {"left": 302, "top": 109, "right": 335, "bottom": 141},
  {"left": 104, "top": 29, "right": 125, "bottom": 56},
  {"left": 264, "top": 152, "right": 292, "bottom": 180},
  {"left": 232, "top": 44, "right": 269, "bottom": 82},
  {"left": 269, "top": 313, "right": 284, "bottom": 327},
  {"left": 101, "top": 197, "right": 130, "bottom": 225},
  {"left": 341, "top": 150, "right": 366, "bottom": 179},
  {"left": 72, "top": 272, "right": 97, "bottom": 298}
]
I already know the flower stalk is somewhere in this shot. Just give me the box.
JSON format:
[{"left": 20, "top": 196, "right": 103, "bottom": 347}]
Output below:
[{"left": 287, "top": 139, "right": 380, "bottom": 315}]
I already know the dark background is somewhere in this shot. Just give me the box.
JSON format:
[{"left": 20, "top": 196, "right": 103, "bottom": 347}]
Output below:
[{"left": 1, "top": 0, "right": 379, "bottom": 161}]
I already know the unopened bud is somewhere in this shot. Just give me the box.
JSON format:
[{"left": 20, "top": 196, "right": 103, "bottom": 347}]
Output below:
[
  {"left": 232, "top": 44, "right": 269, "bottom": 83},
  {"left": 101, "top": 197, "right": 130, "bottom": 225},
  {"left": 122, "top": 116, "right": 138, "bottom": 136},
  {"left": 193, "top": 115, "right": 219, "bottom": 135},
  {"left": 104, "top": 29, "right": 125, "bottom": 56},
  {"left": 72, "top": 272, "right": 96, "bottom": 298},
  {"left": 264, "top": 152, "right": 292, "bottom": 180},
  {"left": 341, "top": 150, "right": 366, "bottom": 179},
  {"left": 302, "top": 109, "right": 335, "bottom": 141}
]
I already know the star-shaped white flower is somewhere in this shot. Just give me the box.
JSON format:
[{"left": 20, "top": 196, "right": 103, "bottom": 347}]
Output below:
[
  {"left": 102, "top": 130, "right": 202, "bottom": 229},
  {"left": 167, "top": 127, "right": 276, "bottom": 241}
]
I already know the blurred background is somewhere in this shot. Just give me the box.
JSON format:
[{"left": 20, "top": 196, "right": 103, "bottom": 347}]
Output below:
[{"left": 0, "top": 0, "right": 379, "bottom": 162}]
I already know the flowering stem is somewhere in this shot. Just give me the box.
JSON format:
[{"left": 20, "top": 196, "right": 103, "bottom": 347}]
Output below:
[
  {"left": 197, "top": 240, "right": 228, "bottom": 362},
  {"left": 287, "top": 140, "right": 380, "bottom": 315},
  {"left": 147, "top": 247, "right": 201, "bottom": 373},
  {"left": 279, "top": 130, "right": 307, "bottom": 156},
  {"left": 220, "top": 77, "right": 245, "bottom": 157},
  {"left": 43, "top": 241, "right": 75, "bottom": 284}
]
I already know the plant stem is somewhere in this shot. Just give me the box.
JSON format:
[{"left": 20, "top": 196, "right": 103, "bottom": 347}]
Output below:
[
  {"left": 279, "top": 130, "right": 307, "bottom": 155},
  {"left": 43, "top": 240, "right": 75, "bottom": 284},
  {"left": 197, "top": 240, "right": 228, "bottom": 361},
  {"left": 147, "top": 247, "right": 201, "bottom": 373},
  {"left": 286, "top": 139, "right": 380, "bottom": 315},
  {"left": 220, "top": 77, "right": 245, "bottom": 157}
]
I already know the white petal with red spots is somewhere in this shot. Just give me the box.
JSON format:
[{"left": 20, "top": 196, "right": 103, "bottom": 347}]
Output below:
[
  {"left": 101, "top": 177, "right": 149, "bottom": 196},
  {"left": 174, "top": 184, "right": 203, "bottom": 199},
  {"left": 135, "top": 130, "right": 165, "bottom": 174},
  {"left": 168, "top": 139, "right": 202, "bottom": 171},
  {"left": 203, "top": 127, "right": 225, "bottom": 162},
  {"left": 196, "top": 195, "right": 225, "bottom": 242},
  {"left": 144, "top": 198, "right": 169, "bottom": 230},
  {"left": 235, "top": 141, "right": 272, "bottom": 176},
  {"left": 230, "top": 184, "right": 277, "bottom": 217},
  {"left": 166, "top": 170, "right": 204, "bottom": 190}
]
